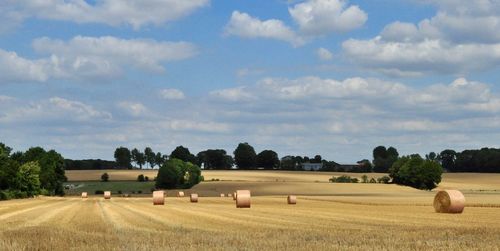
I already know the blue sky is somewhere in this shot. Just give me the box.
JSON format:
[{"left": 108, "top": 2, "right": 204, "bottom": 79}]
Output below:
[{"left": 1, "top": 0, "right": 500, "bottom": 163}]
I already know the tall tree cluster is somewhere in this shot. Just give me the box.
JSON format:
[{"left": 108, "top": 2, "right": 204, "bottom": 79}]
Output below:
[
  {"left": 372, "top": 146, "right": 399, "bottom": 173},
  {"left": 438, "top": 148, "right": 500, "bottom": 172},
  {"left": 0, "top": 143, "right": 67, "bottom": 200}
]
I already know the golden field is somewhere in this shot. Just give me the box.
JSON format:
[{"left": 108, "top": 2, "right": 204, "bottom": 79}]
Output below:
[{"left": 2, "top": 170, "right": 500, "bottom": 250}]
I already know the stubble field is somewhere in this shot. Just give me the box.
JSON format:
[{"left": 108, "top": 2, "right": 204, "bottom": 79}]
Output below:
[{"left": 2, "top": 171, "right": 500, "bottom": 250}]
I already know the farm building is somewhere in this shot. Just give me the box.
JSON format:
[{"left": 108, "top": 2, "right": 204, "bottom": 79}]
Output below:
[{"left": 301, "top": 162, "right": 323, "bottom": 171}]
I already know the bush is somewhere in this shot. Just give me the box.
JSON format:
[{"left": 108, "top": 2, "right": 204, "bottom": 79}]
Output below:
[
  {"left": 145, "top": 176, "right": 149, "bottom": 181},
  {"left": 156, "top": 158, "right": 202, "bottom": 189},
  {"left": 369, "top": 178, "right": 377, "bottom": 183},
  {"left": 137, "top": 174, "right": 145, "bottom": 182},
  {"left": 95, "top": 190, "right": 104, "bottom": 194},
  {"left": 389, "top": 155, "right": 443, "bottom": 190},
  {"left": 138, "top": 190, "right": 142, "bottom": 194},
  {"left": 329, "top": 175, "right": 359, "bottom": 183},
  {"left": 361, "top": 175, "right": 368, "bottom": 183},
  {"left": 101, "top": 172, "right": 109, "bottom": 182},
  {"left": 377, "top": 176, "right": 391, "bottom": 184},
  {"left": 0, "top": 190, "right": 10, "bottom": 200},
  {"left": 118, "top": 190, "right": 122, "bottom": 194}
]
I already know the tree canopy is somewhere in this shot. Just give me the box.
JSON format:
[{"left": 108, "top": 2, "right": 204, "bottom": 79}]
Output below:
[
  {"left": 256, "top": 150, "right": 279, "bottom": 169},
  {"left": 389, "top": 154, "right": 442, "bottom": 190},
  {"left": 233, "top": 143, "right": 257, "bottom": 169},
  {"left": 155, "top": 158, "right": 202, "bottom": 189}
]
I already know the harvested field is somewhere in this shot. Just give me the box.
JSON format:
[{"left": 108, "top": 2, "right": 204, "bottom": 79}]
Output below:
[
  {"left": 1, "top": 196, "right": 500, "bottom": 250},
  {"left": 4, "top": 171, "right": 500, "bottom": 250}
]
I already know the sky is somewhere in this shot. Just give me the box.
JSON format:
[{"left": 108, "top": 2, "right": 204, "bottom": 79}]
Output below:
[{"left": 0, "top": 0, "right": 500, "bottom": 163}]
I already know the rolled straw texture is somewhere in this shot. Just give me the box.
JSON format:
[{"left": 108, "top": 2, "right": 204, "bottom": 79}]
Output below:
[
  {"left": 236, "top": 190, "right": 251, "bottom": 208},
  {"left": 153, "top": 191, "right": 165, "bottom": 205},
  {"left": 434, "top": 190, "right": 465, "bottom": 213}
]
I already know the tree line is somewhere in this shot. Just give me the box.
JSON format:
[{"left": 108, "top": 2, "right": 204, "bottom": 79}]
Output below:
[{"left": 0, "top": 142, "right": 67, "bottom": 200}]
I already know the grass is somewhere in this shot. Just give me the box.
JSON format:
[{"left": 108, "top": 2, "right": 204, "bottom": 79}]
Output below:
[{"left": 3, "top": 170, "right": 500, "bottom": 250}]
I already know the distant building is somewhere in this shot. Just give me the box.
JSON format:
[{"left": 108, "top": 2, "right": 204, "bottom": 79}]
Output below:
[{"left": 301, "top": 162, "right": 323, "bottom": 171}]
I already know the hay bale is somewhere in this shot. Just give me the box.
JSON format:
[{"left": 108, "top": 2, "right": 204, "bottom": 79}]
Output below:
[
  {"left": 104, "top": 191, "right": 111, "bottom": 199},
  {"left": 227, "top": 193, "right": 232, "bottom": 197},
  {"left": 220, "top": 193, "right": 225, "bottom": 197},
  {"left": 81, "top": 192, "right": 88, "bottom": 198},
  {"left": 177, "top": 191, "right": 185, "bottom": 197},
  {"left": 236, "top": 190, "right": 251, "bottom": 208},
  {"left": 287, "top": 195, "right": 297, "bottom": 204},
  {"left": 190, "top": 193, "right": 198, "bottom": 203},
  {"left": 153, "top": 191, "right": 165, "bottom": 205},
  {"left": 434, "top": 190, "right": 465, "bottom": 214}
]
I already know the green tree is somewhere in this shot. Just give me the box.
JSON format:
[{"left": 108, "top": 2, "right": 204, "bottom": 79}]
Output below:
[
  {"left": 137, "top": 174, "right": 145, "bottom": 182},
  {"left": 197, "top": 149, "right": 233, "bottom": 169},
  {"left": 114, "top": 147, "right": 132, "bottom": 169},
  {"left": 233, "top": 143, "right": 257, "bottom": 169},
  {"left": 390, "top": 155, "right": 443, "bottom": 190},
  {"left": 170, "top": 146, "right": 196, "bottom": 163},
  {"left": 155, "top": 158, "right": 202, "bottom": 189},
  {"left": 144, "top": 147, "right": 155, "bottom": 168},
  {"left": 16, "top": 162, "right": 41, "bottom": 197},
  {"left": 22, "top": 147, "right": 66, "bottom": 195},
  {"left": 101, "top": 172, "right": 109, "bottom": 182},
  {"left": 280, "top": 156, "right": 297, "bottom": 170},
  {"left": 373, "top": 146, "right": 399, "bottom": 173},
  {"left": 256, "top": 150, "right": 279, "bottom": 169},
  {"left": 438, "top": 149, "right": 456, "bottom": 171},
  {"left": 131, "top": 148, "right": 145, "bottom": 169}
]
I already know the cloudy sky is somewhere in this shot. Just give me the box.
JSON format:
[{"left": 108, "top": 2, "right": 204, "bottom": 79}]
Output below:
[{"left": 1, "top": 0, "right": 499, "bottom": 163}]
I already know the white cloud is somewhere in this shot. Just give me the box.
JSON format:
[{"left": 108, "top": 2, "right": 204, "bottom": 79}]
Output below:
[
  {"left": 224, "top": 0, "right": 366, "bottom": 46},
  {"left": 210, "top": 86, "right": 256, "bottom": 102},
  {"left": 1, "top": 0, "right": 209, "bottom": 30},
  {"left": 159, "top": 89, "right": 185, "bottom": 100},
  {"left": 0, "top": 97, "right": 111, "bottom": 123},
  {"left": 225, "top": 11, "right": 305, "bottom": 47},
  {"left": 117, "top": 102, "right": 148, "bottom": 117},
  {"left": 0, "top": 36, "right": 197, "bottom": 83},
  {"left": 316, "top": 47, "right": 333, "bottom": 61},
  {"left": 342, "top": 1, "right": 500, "bottom": 75},
  {"left": 289, "top": 0, "right": 367, "bottom": 36}
]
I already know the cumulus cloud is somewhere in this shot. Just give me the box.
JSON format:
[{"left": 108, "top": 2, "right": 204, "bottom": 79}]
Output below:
[
  {"left": 289, "top": 0, "right": 367, "bottom": 36},
  {"left": 1, "top": 0, "right": 209, "bottom": 30},
  {"left": 159, "top": 88, "right": 185, "bottom": 100},
  {"left": 0, "top": 36, "right": 197, "bottom": 83},
  {"left": 225, "top": 11, "right": 305, "bottom": 47},
  {"left": 0, "top": 97, "right": 112, "bottom": 123},
  {"left": 316, "top": 47, "right": 333, "bottom": 61},
  {"left": 117, "top": 102, "right": 148, "bottom": 117},
  {"left": 343, "top": 0, "right": 500, "bottom": 75},
  {"left": 225, "top": 0, "right": 366, "bottom": 46}
]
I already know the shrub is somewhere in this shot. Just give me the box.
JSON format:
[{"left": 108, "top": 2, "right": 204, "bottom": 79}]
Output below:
[
  {"left": 101, "top": 173, "right": 109, "bottom": 182},
  {"left": 361, "top": 175, "right": 368, "bottom": 183},
  {"left": 95, "top": 190, "right": 104, "bottom": 195},
  {"left": 137, "top": 174, "right": 145, "bottom": 182},
  {"left": 329, "top": 175, "right": 359, "bottom": 183},
  {"left": 138, "top": 190, "right": 142, "bottom": 194},
  {"left": 369, "top": 178, "right": 377, "bottom": 183},
  {"left": 0, "top": 190, "right": 10, "bottom": 200},
  {"left": 377, "top": 176, "right": 391, "bottom": 184},
  {"left": 118, "top": 190, "right": 122, "bottom": 194},
  {"left": 145, "top": 176, "right": 149, "bottom": 181}
]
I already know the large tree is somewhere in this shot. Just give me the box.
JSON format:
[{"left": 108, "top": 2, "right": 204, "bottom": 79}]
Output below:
[
  {"left": 156, "top": 158, "right": 202, "bottom": 189},
  {"left": 373, "top": 146, "right": 399, "bottom": 173},
  {"left": 131, "top": 148, "right": 145, "bottom": 169},
  {"left": 114, "top": 147, "right": 132, "bottom": 169},
  {"left": 390, "top": 154, "right": 443, "bottom": 190},
  {"left": 144, "top": 147, "right": 155, "bottom": 169},
  {"left": 256, "top": 150, "right": 279, "bottom": 169},
  {"left": 197, "top": 149, "right": 233, "bottom": 169},
  {"left": 233, "top": 143, "right": 257, "bottom": 169},
  {"left": 170, "top": 146, "right": 196, "bottom": 164}
]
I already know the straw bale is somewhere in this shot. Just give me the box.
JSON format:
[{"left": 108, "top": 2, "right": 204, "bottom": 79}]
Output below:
[{"left": 434, "top": 190, "right": 465, "bottom": 213}]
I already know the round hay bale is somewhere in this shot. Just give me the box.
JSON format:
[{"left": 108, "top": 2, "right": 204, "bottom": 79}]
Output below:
[
  {"left": 177, "top": 191, "right": 185, "bottom": 197},
  {"left": 190, "top": 193, "right": 198, "bottom": 203},
  {"left": 227, "top": 193, "right": 232, "bottom": 197},
  {"left": 81, "top": 192, "right": 88, "bottom": 198},
  {"left": 153, "top": 191, "right": 165, "bottom": 205},
  {"left": 104, "top": 191, "right": 111, "bottom": 199},
  {"left": 236, "top": 190, "right": 251, "bottom": 208},
  {"left": 287, "top": 195, "right": 297, "bottom": 204},
  {"left": 220, "top": 193, "right": 225, "bottom": 197},
  {"left": 434, "top": 190, "right": 465, "bottom": 214}
]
